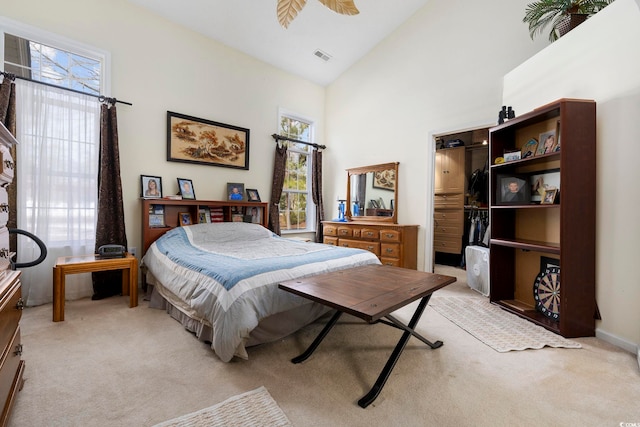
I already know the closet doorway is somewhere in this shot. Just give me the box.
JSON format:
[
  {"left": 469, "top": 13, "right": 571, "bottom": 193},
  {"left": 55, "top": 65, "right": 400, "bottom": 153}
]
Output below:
[{"left": 430, "top": 125, "right": 491, "bottom": 272}]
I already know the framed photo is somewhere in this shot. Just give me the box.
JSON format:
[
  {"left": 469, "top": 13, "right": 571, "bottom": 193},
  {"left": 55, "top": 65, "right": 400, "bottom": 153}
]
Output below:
[
  {"left": 495, "top": 174, "right": 531, "bottom": 205},
  {"left": 227, "top": 182, "right": 245, "bottom": 201},
  {"left": 177, "top": 178, "right": 196, "bottom": 199},
  {"left": 167, "top": 111, "right": 250, "bottom": 170},
  {"left": 178, "top": 212, "right": 192, "bottom": 226},
  {"left": 246, "top": 188, "right": 261, "bottom": 202},
  {"left": 504, "top": 150, "right": 522, "bottom": 162},
  {"left": 372, "top": 169, "right": 395, "bottom": 190},
  {"left": 536, "top": 130, "right": 557, "bottom": 155},
  {"left": 521, "top": 139, "right": 538, "bottom": 159},
  {"left": 141, "top": 175, "right": 162, "bottom": 199},
  {"left": 247, "top": 205, "right": 262, "bottom": 224},
  {"left": 541, "top": 188, "right": 558, "bottom": 204},
  {"left": 529, "top": 170, "right": 560, "bottom": 203}
]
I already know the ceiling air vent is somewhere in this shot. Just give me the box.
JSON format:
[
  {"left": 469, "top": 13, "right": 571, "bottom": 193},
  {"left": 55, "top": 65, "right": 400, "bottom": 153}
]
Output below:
[{"left": 313, "top": 49, "right": 331, "bottom": 62}]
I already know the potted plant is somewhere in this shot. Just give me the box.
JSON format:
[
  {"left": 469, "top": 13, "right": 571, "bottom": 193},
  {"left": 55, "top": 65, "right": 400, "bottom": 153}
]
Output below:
[{"left": 523, "top": 0, "right": 615, "bottom": 42}]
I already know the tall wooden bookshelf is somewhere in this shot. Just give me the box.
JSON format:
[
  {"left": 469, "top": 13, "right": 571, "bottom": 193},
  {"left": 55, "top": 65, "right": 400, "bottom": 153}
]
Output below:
[
  {"left": 141, "top": 199, "right": 269, "bottom": 254},
  {"left": 489, "top": 98, "right": 596, "bottom": 337}
]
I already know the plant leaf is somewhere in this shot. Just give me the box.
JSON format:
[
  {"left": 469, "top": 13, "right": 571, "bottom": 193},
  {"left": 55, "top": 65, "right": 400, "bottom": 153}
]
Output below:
[
  {"left": 318, "top": 0, "right": 360, "bottom": 16},
  {"left": 278, "top": 0, "right": 307, "bottom": 28}
]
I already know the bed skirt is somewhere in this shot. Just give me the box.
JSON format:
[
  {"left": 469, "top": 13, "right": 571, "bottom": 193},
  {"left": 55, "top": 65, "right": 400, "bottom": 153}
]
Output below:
[{"left": 144, "top": 272, "right": 331, "bottom": 360}]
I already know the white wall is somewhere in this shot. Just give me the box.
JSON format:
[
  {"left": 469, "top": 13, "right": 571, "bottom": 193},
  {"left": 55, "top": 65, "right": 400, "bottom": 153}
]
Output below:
[
  {"left": 502, "top": 0, "right": 640, "bottom": 352},
  {"left": 325, "top": 0, "right": 548, "bottom": 271},
  {"left": 1, "top": 0, "right": 325, "bottom": 257}
]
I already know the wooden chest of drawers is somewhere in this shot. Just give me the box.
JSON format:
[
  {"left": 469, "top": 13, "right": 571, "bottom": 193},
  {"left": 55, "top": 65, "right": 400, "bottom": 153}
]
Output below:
[
  {"left": 322, "top": 221, "right": 418, "bottom": 269},
  {"left": 0, "top": 118, "right": 22, "bottom": 427},
  {"left": 433, "top": 209, "right": 464, "bottom": 254},
  {"left": 0, "top": 271, "right": 24, "bottom": 427}
]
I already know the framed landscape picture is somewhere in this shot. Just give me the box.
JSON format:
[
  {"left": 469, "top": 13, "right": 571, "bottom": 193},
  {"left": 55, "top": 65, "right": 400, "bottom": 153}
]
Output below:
[{"left": 167, "top": 111, "right": 250, "bottom": 170}]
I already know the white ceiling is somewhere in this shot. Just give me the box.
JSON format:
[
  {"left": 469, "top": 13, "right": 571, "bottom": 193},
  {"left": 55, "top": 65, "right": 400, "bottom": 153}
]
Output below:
[{"left": 127, "top": 0, "right": 430, "bottom": 86}]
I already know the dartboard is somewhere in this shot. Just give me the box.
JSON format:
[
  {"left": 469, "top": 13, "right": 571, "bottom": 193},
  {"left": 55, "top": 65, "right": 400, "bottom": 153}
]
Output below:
[{"left": 533, "top": 266, "right": 560, "bottom": 321}]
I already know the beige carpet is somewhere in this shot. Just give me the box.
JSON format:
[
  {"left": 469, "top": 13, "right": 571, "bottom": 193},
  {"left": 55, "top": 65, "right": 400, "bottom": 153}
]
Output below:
[
  {"left": 430, "top": 296, "right": 582, "bottom": 352},
  {"left": 152, "top": 386, "right": 292, "bottom": 427}
]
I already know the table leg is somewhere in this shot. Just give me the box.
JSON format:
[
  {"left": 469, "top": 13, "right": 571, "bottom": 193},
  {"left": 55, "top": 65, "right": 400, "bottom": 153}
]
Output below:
[
  {"left": 53, "top": 267, "right": 65, "bottom": 322},
  {"left": 291, "top": 310, "right": 342, "bottom": 364},
  {"left": 358, "top": 295, "right": 436, "bottom": 408},
  {"left": 129, "top": 260, "right": 138, "bottom": 308},
  {"left": 121, "top": 268, "right": 130, "bottom": 296}
]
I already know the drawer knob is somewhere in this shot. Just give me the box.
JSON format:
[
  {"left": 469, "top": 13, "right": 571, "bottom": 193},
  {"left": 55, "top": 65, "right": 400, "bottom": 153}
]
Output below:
[
  {"left": 386, "top": 248, "right": 393, "bottom": 253},
  {"left": 16, "top": 298, "right": 25, "bottom": 310},
  {"left": 366, "top": 232, "right": 374, "bottom": 237},
  {"left": 385, "top": 233, "right": 394, "bottom": 238},
  {"left": 367, "top": 246, "right": 375, "bottom": 251}
]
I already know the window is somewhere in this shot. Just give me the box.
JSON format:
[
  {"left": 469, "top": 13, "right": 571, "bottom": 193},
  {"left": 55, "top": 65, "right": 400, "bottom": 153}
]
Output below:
[
  {"left": 4, "top": 30, "right": 104, "bottom": 245},
  {"left": 1, "top": 20, "right": 109, "bottom": 304},
  {"left": 278, "top": 110, "right": 316, "bottom": 232}
]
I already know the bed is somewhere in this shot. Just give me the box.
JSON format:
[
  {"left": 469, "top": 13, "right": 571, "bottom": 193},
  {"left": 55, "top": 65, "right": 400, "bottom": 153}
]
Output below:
[{"left": 141, "top": 222, "right": 381, "bottom": 362}]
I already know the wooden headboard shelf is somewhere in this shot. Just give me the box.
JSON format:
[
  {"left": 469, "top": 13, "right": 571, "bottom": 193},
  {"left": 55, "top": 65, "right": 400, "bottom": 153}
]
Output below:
[{"left": 140, "top": 198, "right": 269, "bottom": 255}]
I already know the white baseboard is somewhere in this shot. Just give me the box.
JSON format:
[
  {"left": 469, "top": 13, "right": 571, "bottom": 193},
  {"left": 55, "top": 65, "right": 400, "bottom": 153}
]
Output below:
[{"left": 595, "top": 328, "right": 638, "bottom": 354}]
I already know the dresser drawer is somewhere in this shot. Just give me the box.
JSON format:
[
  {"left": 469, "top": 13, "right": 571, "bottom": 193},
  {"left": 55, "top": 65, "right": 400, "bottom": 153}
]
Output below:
[
  {"left": 0, "top": 279, "right": 22, "bottom": 352},
  {"left": 0, "top": 227, "right": 9, "bottom": 261},
  {"left": 379, "top": 229, "right": 402, "bottom": 243},
  {"left": 434, "top": 237, "right": 462, "bottom": 254},
  {"left": 360, "top": 228, "right": 379, "bottom": 240},
  {"left": 433, "top": 209, "right": 463, "bottom": 222},
  {"left": 0, "top": 326, "right": 22, "bottom": 417},
  {"left": 323, "top": 224, "right": 337, "bottom": 236},
  {"left": 0, "top": 144, "right": 14, "bottom": 185},
  {"left": 337, "top": 227, "right": 353, "bottom": 237},
  {"left": 323, "top": 236, "right": 338, "bottom": 246},
  {"left": 381, "top": 243, "right": 401, "bottom": 259},
  {"left": 380, "top": 257, "right": 400, "bottom": 267},
  {"left": 0, "top": 187, "right": 7, "bottom": 226},
  {"left": 339, "top": 239, "right": 380, "bottom": 256},
  {"left": 434, "top": 194, "right": 463, "bottom": 209},
  {"left": 434, "top": 224, "right": 463, "bottom": 236}
]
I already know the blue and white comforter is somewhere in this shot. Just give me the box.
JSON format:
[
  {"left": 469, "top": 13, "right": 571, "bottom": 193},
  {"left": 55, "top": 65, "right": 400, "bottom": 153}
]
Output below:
[{"left": 142, "top": 222, "right": 380, "bottom": 362}]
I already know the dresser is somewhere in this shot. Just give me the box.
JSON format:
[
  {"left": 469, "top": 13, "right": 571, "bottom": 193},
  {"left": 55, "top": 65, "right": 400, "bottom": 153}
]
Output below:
[
  {"left": 0, "top": 122, "right": 23, "bottom": 427},
  {"left": 322, "top": 221, "right": 418, "bottom": 269}
]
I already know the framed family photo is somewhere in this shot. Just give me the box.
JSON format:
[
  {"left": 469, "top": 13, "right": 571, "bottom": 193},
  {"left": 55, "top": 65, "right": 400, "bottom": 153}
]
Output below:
[
  {"left": 536, "top": 130, "right": 557, "bottom": 155},
  {"left": 177, "top": 178, "right": 196, "bottom": 200},
  {"left": 167, "top": 111, "right": 250, "bottom": 170},
  {"left": 246, "top": 188, "right": 261, "bottom": 202},
  {"left": 178, "top": 212, "right": 192, "bottom": 226},
  {"left": 227, "top": 182, "right": 245, "bottom": 201},
  {"left": 495, "top": 174, "right": 531, "bottom": 205},
  {"left": 141, "top": 175, "right": 162, "bottom": 199}
]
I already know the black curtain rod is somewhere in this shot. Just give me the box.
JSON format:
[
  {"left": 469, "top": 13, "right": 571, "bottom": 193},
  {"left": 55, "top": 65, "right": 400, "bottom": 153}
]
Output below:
[
  {"left": 271, "top": 133, "right": 326, "bottom": 150},
  {"left": 0, "top": 71, "right": 132, "bottom": 106}
]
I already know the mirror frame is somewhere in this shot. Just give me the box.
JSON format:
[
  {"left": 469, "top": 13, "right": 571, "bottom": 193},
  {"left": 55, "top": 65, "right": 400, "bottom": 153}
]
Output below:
[{"left": 346, "top": 162, "right": 399, "bottom": 224}]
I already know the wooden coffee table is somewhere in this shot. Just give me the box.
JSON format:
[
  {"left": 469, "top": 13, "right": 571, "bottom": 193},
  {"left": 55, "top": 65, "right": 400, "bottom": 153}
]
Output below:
[
  {"left": 52, "top": 254, "right": 138, "bottom": 322},
  {"left": 279, "top": 264, "right": 456, "bottom": 408}
]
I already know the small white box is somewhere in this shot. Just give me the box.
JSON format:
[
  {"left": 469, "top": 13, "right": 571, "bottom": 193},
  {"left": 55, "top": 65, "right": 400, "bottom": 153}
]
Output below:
[{"left": 465, "top": 245, "right": 490, "bottom": 296}]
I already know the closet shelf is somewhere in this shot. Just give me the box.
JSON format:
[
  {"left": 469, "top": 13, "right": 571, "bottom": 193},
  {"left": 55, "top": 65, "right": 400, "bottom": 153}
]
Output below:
[{"left": 489, "top": 237, "right": 560, "bottom": 254}]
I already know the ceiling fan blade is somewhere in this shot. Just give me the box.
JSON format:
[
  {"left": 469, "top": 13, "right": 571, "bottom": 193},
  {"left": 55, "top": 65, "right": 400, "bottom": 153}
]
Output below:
[
  {"left": 318, "top": 0, "right": 360, "bottom": 16},
  {"left": 277, "top": 0, "right": 307, "bottom": 28}
]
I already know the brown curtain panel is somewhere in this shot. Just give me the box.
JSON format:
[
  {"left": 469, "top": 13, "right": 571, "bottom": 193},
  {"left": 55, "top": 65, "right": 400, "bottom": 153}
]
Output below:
[
  {"left": 311, "top": 148, "right": 325, "bottom": 242},
  {"left": 0, "top": 77, "right": 17, "bottom": 253},
  {"left": 268, "top": 143, "right": 287, "bottom": 235},
  {"left": 92, "top": 102, "right": 128, "bottom": 299}
]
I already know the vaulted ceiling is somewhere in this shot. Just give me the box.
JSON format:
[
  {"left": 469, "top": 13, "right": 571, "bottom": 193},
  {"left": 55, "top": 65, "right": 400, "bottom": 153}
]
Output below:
[{"left": 127, "top": 0, "right": 430, "bottom": 86}]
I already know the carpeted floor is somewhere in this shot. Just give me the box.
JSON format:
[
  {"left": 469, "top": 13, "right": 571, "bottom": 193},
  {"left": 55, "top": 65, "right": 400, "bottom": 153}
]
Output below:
[{"left": 7, "top": 264, "right": 640, "bottom": 427}]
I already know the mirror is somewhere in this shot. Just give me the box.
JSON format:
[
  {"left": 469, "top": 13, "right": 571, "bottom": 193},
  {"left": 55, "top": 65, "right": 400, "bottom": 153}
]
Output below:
[{"left": 346, "top": 162, "right": 398, "bottom": 223}]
